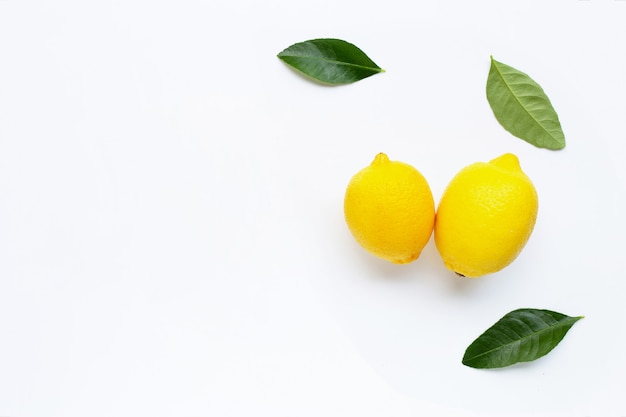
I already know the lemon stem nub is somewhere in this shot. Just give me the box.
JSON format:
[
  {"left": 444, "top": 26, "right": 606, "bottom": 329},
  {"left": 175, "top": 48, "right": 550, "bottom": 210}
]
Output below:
[
  {"left": 372, "top": 153, "right": 390, "bottom": 165},
  {"left": 489, "top": 153, "right": 521, "bottom": 171}
]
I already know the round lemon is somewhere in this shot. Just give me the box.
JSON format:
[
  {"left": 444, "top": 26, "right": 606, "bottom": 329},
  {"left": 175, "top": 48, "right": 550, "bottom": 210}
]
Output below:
[
  {"left": 344, "top": 153, "right": 435, "bottom": 264},
  {"left": 434, "top": 153, "right": 538, "bottom": 278}
]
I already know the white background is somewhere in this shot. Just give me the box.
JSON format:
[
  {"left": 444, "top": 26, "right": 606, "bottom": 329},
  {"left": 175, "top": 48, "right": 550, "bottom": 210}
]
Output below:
[{"left": 1, "top": 1, "right": 625, "bottom": 416}]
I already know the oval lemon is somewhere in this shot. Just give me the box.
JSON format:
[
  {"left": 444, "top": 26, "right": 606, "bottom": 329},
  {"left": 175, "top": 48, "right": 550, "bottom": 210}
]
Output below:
[
  {"left": 434, "top": 153, "right": 538, "bottom": 277},
  {"left": 344, "top": 153, "right": 435, "bottom": 264}
]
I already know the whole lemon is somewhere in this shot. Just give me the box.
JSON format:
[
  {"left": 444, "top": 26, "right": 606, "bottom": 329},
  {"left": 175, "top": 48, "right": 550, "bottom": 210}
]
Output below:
[
  {"left": 434, "top": 153, "right": 538, "bottom": 277},
  {"left": 344, "top": 153, "right": 435, "bottom": 264}
]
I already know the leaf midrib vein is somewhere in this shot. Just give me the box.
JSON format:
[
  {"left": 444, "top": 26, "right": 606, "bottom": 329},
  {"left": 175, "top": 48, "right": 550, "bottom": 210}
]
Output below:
[
  {"left": 290, "top": 55, "right": 381, "bottom": 72},
  {"left": 465, "top": 319, "right": 563, "bottom": 364}
]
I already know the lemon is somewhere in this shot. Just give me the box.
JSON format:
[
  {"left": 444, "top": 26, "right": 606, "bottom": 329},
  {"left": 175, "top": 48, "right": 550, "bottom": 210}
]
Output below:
[
  {"left": 344, "top": 153, "right": 435, "bottom": 264},
  {"left": 434, "top": 153, "right": 538, "bottom": 278}
]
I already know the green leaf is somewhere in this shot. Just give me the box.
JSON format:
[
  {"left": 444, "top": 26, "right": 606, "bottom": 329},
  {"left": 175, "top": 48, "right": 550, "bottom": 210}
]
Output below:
[
  {"left": 462, "top": 308, "right": 583, "bottom": 369},
  {"left": 277, "top": 38, "right": 384, "bottom": 85},
  {"left": 486, "top": 56, "right": 566, "bottom": 150}
]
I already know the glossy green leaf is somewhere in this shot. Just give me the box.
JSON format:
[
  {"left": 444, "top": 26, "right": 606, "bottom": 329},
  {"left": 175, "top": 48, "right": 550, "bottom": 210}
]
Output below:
[
  {"left": 277, "top": 38, "right": 383, "bottom": 85},
  {"left": 462, "top": 308, "right": 583, "bottom": 369},
  {"left": 487, "top": 56, "right": 566, "bottom": 150}
]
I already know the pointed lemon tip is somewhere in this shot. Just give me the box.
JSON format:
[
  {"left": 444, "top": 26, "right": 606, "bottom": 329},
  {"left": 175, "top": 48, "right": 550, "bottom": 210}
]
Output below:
[
  {"left": 372, "top": 152, "right": 390, "bottom": 165},
  {"left": 489, "top": 153, "right": 521, "bottom": 172}
]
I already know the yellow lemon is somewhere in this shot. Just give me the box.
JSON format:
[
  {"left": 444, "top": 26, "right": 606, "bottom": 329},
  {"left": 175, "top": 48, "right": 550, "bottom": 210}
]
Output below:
[
  {"left": 434, "top": 153, "right": 538, "bottom": 277},
  {"left": 344, "top": 153, "right": 435, "bottom": 264}
]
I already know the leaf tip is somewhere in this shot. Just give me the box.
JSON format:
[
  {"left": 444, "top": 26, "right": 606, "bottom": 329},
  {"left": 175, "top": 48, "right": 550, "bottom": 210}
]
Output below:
[
  {"left": 546, "top": 138, "right": 567, "bottom": 150},
  {"left": 461, "top": 356, "right": 472, "bottom": 368}
]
